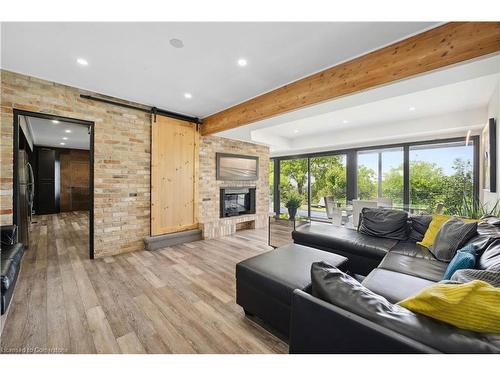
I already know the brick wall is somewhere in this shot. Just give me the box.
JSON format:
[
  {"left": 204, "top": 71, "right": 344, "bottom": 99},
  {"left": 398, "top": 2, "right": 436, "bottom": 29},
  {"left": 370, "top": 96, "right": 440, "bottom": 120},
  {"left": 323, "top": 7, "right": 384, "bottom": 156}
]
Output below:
[
  {"left": 0, "top": 70, "right": 270, "bottom": 255},
  {"left": 198, "top": 135, "right": 269, "bottom": 239},
  {"left": 1, "top": 70, "right": 151, "bottom": 257}
]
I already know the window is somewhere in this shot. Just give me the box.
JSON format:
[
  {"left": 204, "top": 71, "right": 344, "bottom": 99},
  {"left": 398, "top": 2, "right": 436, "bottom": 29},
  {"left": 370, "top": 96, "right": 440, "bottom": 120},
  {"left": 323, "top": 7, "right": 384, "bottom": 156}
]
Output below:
[
  {"left": 310, "top": 155, "right": 347, "bottom": 220},
  {"left": 279, "top": 158, "right": 308, "bottom": 218},
  {"left": 409, "top": 141, "right": 474, "bottom": 215},
  {"left": 270, "top": 137, "right": 478, "bottom": 221},
  {"left": 357, "top": 148, "right": 404, "bottom": 205}
]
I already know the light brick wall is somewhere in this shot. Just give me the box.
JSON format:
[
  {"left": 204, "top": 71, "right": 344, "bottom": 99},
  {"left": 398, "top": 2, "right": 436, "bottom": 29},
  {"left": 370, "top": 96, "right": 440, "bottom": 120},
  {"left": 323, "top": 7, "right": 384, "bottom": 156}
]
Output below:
[
  {"left": 1, "top": 70, "right": 151, "bottom": 257},
  {"left": 198, "top": 135, "right": 269, "bottom": 239},
  {"left": 0, "top": 70, "right": 270, "bottom": 255}
]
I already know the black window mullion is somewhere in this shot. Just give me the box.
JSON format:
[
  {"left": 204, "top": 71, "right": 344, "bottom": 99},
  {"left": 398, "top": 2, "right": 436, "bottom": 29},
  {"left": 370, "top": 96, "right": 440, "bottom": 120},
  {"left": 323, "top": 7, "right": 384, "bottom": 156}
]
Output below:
[
  {"left": 307, "top": 157, "right": 311, "bottom": 219},
  {"left": 274, "top": 159, "right": 280, "bottom": 217},
  {"left": 403, "top": 145, "right": 410, "bottom": 211},
  {"left": 346, "top": 150, "right": 357, "bottom": 203}
]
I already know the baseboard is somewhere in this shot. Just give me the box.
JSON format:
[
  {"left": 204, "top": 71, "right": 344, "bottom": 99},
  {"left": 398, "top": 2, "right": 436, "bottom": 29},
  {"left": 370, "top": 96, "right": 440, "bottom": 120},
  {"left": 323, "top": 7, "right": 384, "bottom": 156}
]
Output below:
[{"left": 144, "top": 228, "right": 203, "bottom": 251}]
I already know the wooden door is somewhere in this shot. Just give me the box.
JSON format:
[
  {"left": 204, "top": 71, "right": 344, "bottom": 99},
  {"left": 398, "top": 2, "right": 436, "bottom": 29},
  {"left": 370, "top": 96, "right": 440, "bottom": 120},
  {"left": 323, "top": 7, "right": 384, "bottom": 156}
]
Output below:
[{"left": 151, "top": 115, "right": 199, "bottom": 236}]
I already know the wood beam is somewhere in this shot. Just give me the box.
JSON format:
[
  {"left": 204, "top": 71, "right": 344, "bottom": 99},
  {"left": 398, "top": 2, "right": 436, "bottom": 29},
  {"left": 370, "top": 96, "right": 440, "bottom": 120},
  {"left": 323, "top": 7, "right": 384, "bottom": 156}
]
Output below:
[{"left": 201, "top": 22, "right": 500, "bottom": 136}]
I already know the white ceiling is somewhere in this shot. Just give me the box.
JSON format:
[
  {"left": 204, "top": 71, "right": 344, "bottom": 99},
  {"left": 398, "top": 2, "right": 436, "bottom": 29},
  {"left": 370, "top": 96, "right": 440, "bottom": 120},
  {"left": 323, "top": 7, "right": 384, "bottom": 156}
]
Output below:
[
  {"left": 1, "top": 22, "right": 439, "bottom": 118},
  {"left": 218, "top": 55, "right": 500, "bottom": 156},
  {"left": 25, "top": 117, "right": 90, "bottom": 150}
]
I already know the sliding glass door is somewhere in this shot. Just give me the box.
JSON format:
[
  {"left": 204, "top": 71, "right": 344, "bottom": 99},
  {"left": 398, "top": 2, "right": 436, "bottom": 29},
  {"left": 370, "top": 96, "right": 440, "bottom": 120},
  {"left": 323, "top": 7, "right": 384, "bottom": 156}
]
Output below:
[
  {"left": 310, "top": 155, "right": 347, "bottom": 220},
  {"left": 357, "top": 147, "right": 404, "bottom": 205},
  {"left": 279, "top": 158, "right": 308, "bottom": 218},
  {"left": 409, "top": 140, "right": 474, "bottom": 214}
]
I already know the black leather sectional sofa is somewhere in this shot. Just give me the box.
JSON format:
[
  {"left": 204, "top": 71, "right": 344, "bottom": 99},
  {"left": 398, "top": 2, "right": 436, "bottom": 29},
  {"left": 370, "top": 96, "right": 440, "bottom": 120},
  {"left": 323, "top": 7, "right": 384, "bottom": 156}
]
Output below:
[
  {"left": 289, "top": 217, "right": 500, "bottom": 353},
  {"left": 1, "top": 225, "right": 24, "bottom": 315},
  {"left": 236, "top": 215, "right": 500, "bottom": 353}
]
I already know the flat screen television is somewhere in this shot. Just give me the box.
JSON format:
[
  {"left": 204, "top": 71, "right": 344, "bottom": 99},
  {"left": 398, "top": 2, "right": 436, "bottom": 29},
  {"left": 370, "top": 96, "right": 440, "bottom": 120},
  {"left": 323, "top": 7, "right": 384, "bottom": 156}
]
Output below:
[{"left": 216, "top": 153, "right": 259, "bottom": 181}]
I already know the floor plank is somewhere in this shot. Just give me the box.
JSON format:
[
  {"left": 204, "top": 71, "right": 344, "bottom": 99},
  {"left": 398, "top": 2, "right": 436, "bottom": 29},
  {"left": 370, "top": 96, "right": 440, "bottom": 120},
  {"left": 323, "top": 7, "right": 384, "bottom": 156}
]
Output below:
[{"left": 1, "top": 211, "right": 287, "bottom": 354}]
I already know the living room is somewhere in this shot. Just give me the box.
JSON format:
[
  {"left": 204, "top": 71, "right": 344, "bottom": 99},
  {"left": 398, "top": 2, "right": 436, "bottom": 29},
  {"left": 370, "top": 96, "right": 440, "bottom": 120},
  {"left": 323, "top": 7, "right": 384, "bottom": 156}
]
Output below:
[{"left": 1, "top": 1, "right": 500, "bottom": 373}]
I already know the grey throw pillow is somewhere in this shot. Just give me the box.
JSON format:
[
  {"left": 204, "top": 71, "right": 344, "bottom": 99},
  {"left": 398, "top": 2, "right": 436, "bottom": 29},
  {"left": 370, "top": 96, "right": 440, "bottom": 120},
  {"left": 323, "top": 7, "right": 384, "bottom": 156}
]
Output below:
[
  {"left": 450, "top": 268, "right": 500, "bottom": 287},
  {"left": 358, "top": 208, "right": 409, "bottom": 240},
  {"left": 408, "top": 214, "right": 433, "bottom": 242},
  {"left": 430, "top": 218, "right": 478, "bottom": 262}
]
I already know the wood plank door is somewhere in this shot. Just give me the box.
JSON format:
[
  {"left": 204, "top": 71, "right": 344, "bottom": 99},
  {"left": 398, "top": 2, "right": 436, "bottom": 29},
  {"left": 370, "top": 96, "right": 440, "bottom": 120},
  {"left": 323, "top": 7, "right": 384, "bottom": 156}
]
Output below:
[{"left": 151, "top": 115, "right": 199, "bottom": 236}]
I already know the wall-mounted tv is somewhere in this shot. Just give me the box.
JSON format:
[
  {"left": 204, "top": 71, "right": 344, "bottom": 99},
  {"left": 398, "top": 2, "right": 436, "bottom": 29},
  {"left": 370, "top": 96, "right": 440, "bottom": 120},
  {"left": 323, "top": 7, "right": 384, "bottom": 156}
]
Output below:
[{"left": 216, "top": 153, "right": 259, "bottom": 181}]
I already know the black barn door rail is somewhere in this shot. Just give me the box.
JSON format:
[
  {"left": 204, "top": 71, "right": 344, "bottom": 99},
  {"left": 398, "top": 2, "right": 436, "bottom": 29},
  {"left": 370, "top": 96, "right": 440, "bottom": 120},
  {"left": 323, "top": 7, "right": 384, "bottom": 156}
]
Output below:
[{"left": 80, "top": 94, "right": 201, "bottom": 124}]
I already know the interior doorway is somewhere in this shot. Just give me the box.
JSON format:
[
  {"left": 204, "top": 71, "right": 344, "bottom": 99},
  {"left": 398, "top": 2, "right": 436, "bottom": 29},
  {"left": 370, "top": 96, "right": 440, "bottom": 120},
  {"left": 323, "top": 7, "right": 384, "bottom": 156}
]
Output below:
[{"left": 13, "top": 110, "right": 95, "bottom": 259}]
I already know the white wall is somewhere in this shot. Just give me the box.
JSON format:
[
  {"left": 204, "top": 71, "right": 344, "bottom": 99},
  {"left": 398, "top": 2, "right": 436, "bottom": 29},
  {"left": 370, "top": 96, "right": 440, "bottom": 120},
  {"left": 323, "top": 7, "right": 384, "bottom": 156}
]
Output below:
[{"left": 482, "top": 80, "right": 500, "bottom": 209}]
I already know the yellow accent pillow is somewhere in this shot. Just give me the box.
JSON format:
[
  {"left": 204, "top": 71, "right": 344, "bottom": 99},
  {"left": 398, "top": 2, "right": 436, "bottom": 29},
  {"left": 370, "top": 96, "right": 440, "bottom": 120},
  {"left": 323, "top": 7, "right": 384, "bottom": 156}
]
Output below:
[
  {"left": 417, "top": 214, "right": 451, "bottom": 248},
  {"left": 417, "top": 214, "right": 477, "bottom": 248},
  {"left": 398, "top": 280, "right": 500, "bottom": 333}
]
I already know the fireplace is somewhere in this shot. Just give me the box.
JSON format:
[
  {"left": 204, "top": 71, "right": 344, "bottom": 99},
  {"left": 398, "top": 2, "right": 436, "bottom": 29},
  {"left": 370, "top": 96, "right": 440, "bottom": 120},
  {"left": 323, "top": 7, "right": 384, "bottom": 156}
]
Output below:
[{"left": 220, "top": 187, "right": 256, "bottom": 218}]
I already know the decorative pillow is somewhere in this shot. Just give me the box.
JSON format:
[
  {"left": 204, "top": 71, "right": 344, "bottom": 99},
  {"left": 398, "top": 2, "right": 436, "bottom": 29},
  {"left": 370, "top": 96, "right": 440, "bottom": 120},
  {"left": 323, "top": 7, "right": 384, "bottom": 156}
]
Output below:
[
  {"left": 358, "top": 208, "right": 409, "bottom": 240},
  {"left": 451, "top": 268, "right": 500, "bottom": 287},
  {"left": 408, "top": 214, "right": 433, "bottom": 242},
  {"left": 442, "top": 244, "right": 477, "bottom": 280},
  {"left": 429, "top": 218, "right": 478, "bottom": 262},
  {"left": 477, "top": 238, "right": 500, "bottom": 271},
  {"left": 417, "top": 214, "right": 451, "bottom": 248},
  {"left": 398, "top": 280, "right": 500, "bottom": 333}
]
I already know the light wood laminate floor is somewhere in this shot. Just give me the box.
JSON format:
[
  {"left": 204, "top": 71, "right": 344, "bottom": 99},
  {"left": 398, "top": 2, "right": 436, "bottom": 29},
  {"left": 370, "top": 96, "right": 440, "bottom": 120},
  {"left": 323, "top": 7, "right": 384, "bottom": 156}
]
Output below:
[{"left": 1, "top": 211, "right": 287, "bottom": 354}]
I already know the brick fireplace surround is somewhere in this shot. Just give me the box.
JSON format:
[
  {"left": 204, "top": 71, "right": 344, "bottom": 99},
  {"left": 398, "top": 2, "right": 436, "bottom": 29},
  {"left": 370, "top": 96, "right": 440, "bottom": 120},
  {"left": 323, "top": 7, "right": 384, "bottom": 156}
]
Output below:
[{"left": 198, "top": 136, "right": 269, "bottom": 239}]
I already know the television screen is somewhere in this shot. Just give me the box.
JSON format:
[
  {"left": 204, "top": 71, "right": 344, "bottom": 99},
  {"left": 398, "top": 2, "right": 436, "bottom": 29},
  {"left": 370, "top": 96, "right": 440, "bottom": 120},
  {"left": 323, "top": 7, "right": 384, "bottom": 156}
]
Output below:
[{"left": 216, "top": 153, "right": 259, "bottom": 181}]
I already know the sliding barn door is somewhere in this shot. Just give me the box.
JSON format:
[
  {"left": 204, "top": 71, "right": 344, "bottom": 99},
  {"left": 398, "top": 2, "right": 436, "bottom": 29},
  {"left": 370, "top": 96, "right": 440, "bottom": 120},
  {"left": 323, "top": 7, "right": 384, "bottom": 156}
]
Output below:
[{"left": 151, "top": 115, "right": 198, "bottom": 236}]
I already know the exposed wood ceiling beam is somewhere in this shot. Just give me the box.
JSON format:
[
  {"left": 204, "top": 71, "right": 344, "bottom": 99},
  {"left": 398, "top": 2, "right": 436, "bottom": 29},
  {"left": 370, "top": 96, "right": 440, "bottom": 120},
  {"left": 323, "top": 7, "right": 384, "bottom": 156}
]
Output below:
[{"left": 201, "top": 22, "right": 500, "bottom": 136}]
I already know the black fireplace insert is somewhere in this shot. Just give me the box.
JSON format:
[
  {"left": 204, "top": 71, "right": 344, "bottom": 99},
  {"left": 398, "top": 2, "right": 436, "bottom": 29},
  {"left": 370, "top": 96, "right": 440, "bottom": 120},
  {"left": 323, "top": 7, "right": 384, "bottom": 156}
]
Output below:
[{"left": 220, "top": 187, "right": 256, "bottom": 218}]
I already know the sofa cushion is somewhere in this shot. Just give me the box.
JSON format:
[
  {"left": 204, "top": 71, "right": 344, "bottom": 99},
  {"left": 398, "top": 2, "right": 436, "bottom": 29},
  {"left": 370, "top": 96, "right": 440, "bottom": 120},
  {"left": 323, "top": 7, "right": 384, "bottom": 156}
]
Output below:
[
  {"left": 389, "top": 241, "right": 437, "bottom": 261},
  {"left": 451, "top": 269, "right": 500, "bottom": 287},
  {"left": 418, "top": 214, "right": 452, "bottom": 248},
  {"left": 408, "top": 215, "right": 433, "bottom": 242},
  {"left": 236, "top": 243, "right": 348, "bottom": 306},
  {"left": 378, "top": 252, "right": 448, "bottom": 282},
  {"left": 358, "top": 208, "right": 409, "bottom": 240},
  {"left": 429, "top": 218, "right": 478, "bottom": 261},
  {"left": 478, "top": 238, "right": 500, "bottom": 271},
  {"left": 310, "top": 262, "right": 500, "bottom": 353},
  {"left": 362, "top": 268, "right": 434, "bottom": 303},
  {"left": 292, "top": 222, "right": 397, "bottom": 261},
  {"left": 1, "top": 243, "right": 24, "bottom": 292}
]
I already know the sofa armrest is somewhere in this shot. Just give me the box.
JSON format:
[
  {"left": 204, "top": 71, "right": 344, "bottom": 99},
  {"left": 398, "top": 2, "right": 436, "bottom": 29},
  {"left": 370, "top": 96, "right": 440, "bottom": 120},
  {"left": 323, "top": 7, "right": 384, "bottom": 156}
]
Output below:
[
  {"left": 288, "top": 289, "right": 439, "bottom": 354},
  {"left": 1, "top": 225, "right": 18, "bottom": 246}
]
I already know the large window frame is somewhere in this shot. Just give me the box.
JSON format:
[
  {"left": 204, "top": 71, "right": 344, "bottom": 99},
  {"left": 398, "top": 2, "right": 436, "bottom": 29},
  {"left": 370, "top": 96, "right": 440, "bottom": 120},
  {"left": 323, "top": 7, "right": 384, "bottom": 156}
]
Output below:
[{"left": 271, "top": 136, "right": 479, "bottom": 221}]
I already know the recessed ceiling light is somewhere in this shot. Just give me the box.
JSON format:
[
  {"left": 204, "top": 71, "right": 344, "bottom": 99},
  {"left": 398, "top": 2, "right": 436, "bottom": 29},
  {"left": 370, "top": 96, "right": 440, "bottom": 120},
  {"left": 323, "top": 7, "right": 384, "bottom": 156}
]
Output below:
[
  {"left": 65, "top": 129, "right": 72, "bottom": 133},
  {"left": 293, "top": 129, "right": 299, "bottom": 134},
  {"left": 169, "top": 38, "right": 184, "bottom": 49},
  {"left": 184, "top": 93, "right": 192, "bottom": 99},
  {"left": 62, "top": 137, "right": 68, "bottom": 140},
  {"left": 60, "top": 142, "right": 66, "bottom": 146},
  {"left": 76, "top": 58, "right": 88, "bottom": 66},
  {"left": 237, "top": 58, "right": 248, "bottom": 67},
  {"left": 342, "top": 120, "right": 349, "bottom": 124},
  {"left": 409, "top": 106, "right": 416, "bottom": 111},
  {"left": 52, "top": 120, "right": 59, "bottom": 124}
]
